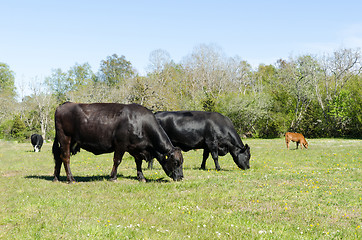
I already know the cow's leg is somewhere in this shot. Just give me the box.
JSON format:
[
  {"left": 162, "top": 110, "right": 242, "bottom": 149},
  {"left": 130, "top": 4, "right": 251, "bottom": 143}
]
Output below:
[
  {"left": 53, "top": 136, "right": 75, "bottom": 182},
  {"left": 210, "top": 150, "right": 221, "bottom": 171},
  {"left": 53, "top": 157, "right": 62, "bottom": 182},
  {"left": 296, "top": 142, "right": 299, "bottom": 149},
  {"left": 200, "top": 149, "right": 210, "bottom": 170},
  {"left": 147, "top": 159, "right": 154, "bottom": 170},
  {"left": 286, "top": 140, "right": 290, "bottom": 150},
  {"left": 205, "top": 140, "right": 221, "bottom": 171},
  {"left": 53, "top": 138, "right": 62, "bottom": 182},
  {"left": 58, "top": 140, "right": 75, "bottom": 183},
  {"left": 60, "top": 137, "right": 75, "bottom": 183},
  {"left": 62, "top": 152, "right": 75, "bottom": 183},
  {"left": 110, "top": 150, "right": 124, "bottom": 181},
  {"left": 135, "top": 157, "right": 146, "bottom": 182}
]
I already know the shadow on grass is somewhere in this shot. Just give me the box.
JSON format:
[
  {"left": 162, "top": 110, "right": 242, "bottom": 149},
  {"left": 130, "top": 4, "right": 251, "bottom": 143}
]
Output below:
[
  {"left": 193, "top": 167, "right": 235, "bottom": 172},
  {"left": 150, "top": 165, "right": 234, "bottom": 172},
  {"left": 25, "top": 174, "right": 170, "bottom": 183}
]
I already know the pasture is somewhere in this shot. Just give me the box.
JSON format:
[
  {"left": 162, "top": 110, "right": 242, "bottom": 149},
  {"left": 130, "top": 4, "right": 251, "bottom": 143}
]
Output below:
[{"left": 0, "top": 138, "right": 361, "bottom": 239}]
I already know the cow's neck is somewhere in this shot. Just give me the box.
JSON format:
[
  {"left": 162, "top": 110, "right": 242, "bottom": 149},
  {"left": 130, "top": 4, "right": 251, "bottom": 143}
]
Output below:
[{"left": 152, "top": 129, "right": 174, "bottom": 155}]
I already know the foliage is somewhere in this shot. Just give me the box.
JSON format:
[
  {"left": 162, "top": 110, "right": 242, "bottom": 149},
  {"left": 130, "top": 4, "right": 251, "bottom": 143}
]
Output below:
[
  {"left": 0, "top": 139, "right": 361, "bottom": 239},
  {"left": 276, "top": 56, "right": 318, "bottom": 131},
  {"left": 0, "top": 62, "right": 16, "bottom": 95},
  {"left": 10, "top": 115, "right": 27, "bottom": 141},
  {"left": 45, "top": 68, "right": 68, "bottom": 102},
  {"left": 45, "top": 63, "right": 95, "bottom": 102},
  {"left": 327, "top": 79, "right": 362, "bottom": 137},
  {"left": 201, "top": 91, "right": 217, "bottom": 112},
  {"left": 0, "top": 63, "right": 17, "bottom": 127},
  {"left": 0, "top": 119, "right": 13, "bottom": 139},
  {"left": 1, "top": 46, "right": 362, "bottom": 139},
  {"left": 99, "top": 54, "right": 136, "bottom": 86}
]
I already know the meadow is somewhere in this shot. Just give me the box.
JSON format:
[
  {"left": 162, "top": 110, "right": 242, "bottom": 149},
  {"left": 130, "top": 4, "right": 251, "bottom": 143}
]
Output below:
[{"left": 0, "top": 138, "right": 361, "bottom": 239}]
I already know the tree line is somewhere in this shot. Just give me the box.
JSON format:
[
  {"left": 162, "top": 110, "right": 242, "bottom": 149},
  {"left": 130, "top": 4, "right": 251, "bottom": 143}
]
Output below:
[{"left": 1, "top": 45, "right": 361, "bottom": 141}]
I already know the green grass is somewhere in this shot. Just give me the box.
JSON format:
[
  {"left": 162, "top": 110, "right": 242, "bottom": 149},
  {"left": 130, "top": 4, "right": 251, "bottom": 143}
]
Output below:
[{"left": 0, "top": 138, "right": 361, "bottom": 239}]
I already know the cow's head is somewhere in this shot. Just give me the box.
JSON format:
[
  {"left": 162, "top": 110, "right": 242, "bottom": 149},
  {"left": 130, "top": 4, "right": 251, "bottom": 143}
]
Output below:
[
  {"left": 233, "top": 144, "right": 251, "bottom": 170},
  {"left": 159, "top": 147, "right": 184, "bottom": 181}
]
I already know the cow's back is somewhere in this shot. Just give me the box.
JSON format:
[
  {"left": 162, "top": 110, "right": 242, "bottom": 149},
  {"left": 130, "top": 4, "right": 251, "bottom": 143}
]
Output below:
[
  {"left": 285, "top": 132, "right": 306, "bottom": 142},
  {"left": 55, "top": 102, "right": 170, "bottom": 155},
  {"left": 155, "top": 111, "right": 243, "bottom": 150}
]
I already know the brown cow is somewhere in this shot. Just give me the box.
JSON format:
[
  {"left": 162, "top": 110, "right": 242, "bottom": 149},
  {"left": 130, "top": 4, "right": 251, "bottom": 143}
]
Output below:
[{"left": 285, "top": 132, "right": 308, "bottom": 150}]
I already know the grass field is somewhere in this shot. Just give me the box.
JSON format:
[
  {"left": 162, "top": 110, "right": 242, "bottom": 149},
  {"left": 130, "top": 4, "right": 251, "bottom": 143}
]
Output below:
[{"left": 0, "top": 138, "right": 361, "bottom": 239}]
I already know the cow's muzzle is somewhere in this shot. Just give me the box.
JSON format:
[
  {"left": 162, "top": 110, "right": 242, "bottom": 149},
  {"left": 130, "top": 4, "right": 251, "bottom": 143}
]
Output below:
[{"left": 171, "top": 168, "right": 184, "bottom": 181}]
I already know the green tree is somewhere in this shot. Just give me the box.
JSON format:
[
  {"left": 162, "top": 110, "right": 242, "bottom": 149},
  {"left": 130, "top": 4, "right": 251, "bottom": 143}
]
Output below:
[
  {"left": 320, "top": 48, "right": 362, "bottom": 136},
  {"left": 144, "top": 60, "right": 189, "bottom": 111},
  {"left": 99, "top": 54, "right": 135, "bottom": 86},
  {"left": 11, "top": 115, "right": 26, "bottom": 141},
  {"left": 276, "top": 56, "right": 318, "bottom": 132},
  {"left": 67, "top": 63, "right": 94, "bottom": 90},
  {"left": 327, "top": 77, "right": 362, "bottom": 137},
  {"left": 0, "top": 63, "right": 17, "bottom": 128},
  {"left": 0, "top": 63, "right": 16, "bottom": 95},
  {"left": 129, "top": 76, "right": 152, "bottom": 106},
  {"left": 45, "top": 68, "right": 68, "bottom": 102},
  {"left": 46, "top": 63, "right": 95, "bottom": 103},
  {"left": 346, "top": 75, "right": 362, "bottom": 137}
]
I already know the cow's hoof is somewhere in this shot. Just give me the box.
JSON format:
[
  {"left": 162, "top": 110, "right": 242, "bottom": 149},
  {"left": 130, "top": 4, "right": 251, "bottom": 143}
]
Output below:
[
  {"left": 52, "top": 178, "right": 59, "bottom": 182},
  {"left": 109, "top": 178, "right": 117, "bottom": 182},
  {"left": 138, "top": 178, "right": 147, "bottom": 183}
]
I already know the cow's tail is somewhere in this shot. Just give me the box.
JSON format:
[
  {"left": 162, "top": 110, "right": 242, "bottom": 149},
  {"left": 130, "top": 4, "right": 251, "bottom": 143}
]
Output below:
[
  {"left": 52, "top": 134, "right": 62, "bottom": 163},
  {"left": 52, "top": 134, "right": 63, "bottom": 181}
]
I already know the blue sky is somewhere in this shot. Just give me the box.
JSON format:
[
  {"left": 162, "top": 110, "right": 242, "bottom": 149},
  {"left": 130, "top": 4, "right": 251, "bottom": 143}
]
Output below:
[{"left": 1, "top": 0, "right": 362, "bottom": 96}]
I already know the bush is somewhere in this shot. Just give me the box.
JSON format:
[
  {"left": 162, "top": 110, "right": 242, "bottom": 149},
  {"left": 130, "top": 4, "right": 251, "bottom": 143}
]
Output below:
[
  {"left": 0, "top": 119, "right": 13, "bottom": 139},
  {"left": 10, "top": 115, "right": 27, "bottom": 141}
]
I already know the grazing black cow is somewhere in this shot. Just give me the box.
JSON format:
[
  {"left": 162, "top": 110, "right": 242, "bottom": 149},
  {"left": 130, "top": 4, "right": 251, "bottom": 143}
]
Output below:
[
  {"left": 154, "top": 111, "right": 251, "bottom": 171},
  {"left": 52, "top": 102, "right": 184, "bottom": 183},
  {"left": 31, "top": 134, "right": 43, "bottom": 152}
]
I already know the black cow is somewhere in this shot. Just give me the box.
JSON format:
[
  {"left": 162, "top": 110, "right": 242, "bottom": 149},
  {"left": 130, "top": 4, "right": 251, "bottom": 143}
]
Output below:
[
  {"left": 154, "top": 111, "right": 251, "bottom": 171},
  {"left": 31, "top": 134, "right": 43, "bottom": 152},
  {"left": 52, "top": 102, "right": 184, "bottom": 183}
]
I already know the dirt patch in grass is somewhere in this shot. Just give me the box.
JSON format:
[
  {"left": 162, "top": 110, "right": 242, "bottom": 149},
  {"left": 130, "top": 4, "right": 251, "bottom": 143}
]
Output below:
[{"left": 2, "top": 171, "right": 21, "bottom": 177}]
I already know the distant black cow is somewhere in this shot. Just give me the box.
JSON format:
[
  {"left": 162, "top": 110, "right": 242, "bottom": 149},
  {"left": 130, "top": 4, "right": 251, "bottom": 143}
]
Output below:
[
  {"left": 153, "top": 111, "right": 251, "bottom": 171},
  {"left": 31, "top": 134, "right": 43, "bottom": 152},
  {"left": 52, "top": 102, "right": 184, "bottom": 183}
]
